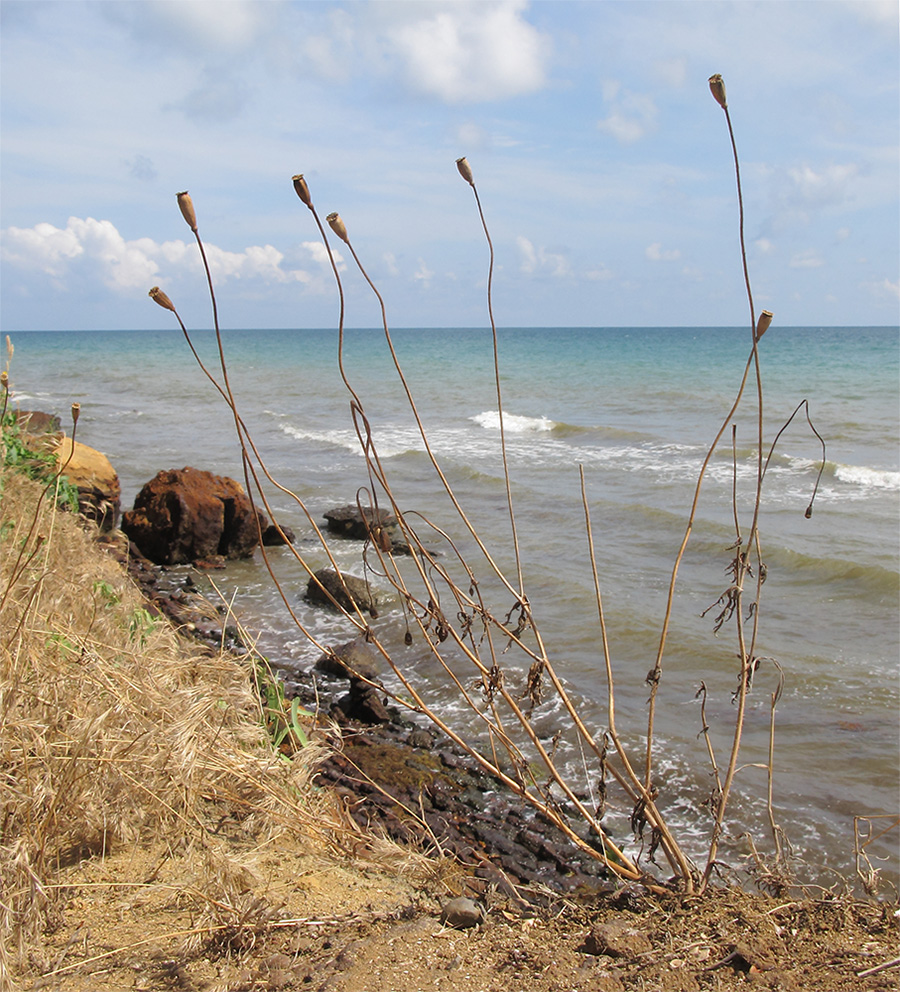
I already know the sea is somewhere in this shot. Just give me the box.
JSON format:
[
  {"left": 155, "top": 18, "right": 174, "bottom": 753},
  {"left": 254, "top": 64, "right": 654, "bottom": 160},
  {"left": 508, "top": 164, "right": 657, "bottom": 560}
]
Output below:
[{"left": 6, "top": 325, "right": 899, "bottom": 892}]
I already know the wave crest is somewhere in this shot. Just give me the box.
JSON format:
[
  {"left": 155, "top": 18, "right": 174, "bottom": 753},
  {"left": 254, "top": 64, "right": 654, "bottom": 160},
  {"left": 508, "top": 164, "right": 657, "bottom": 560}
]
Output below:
[{"left": 471, "top": 410, "right": 555, "bottom": 432}]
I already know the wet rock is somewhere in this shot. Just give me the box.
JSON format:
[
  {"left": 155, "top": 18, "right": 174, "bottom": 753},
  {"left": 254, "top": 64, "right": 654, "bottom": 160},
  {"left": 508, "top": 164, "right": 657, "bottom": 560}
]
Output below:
[
  {"left": 334, "top": 681, "right": 391, "bottom": 725},
  {"left": 306, "top": 567, "right": 381, "bottom": 615},
  {"left": 323, "top": 504, "right": 410, "bottom": 553},
  {"left": 262, "top": 522, "right": 295, "bottom": 546},
  {"left": 122, "top": 467, "right": 267, "bottom": 565},
  {"left": 440, "top": 897, "right": 486, "bottom": 929},
  {"left": 407, "top": 728, "right": 435, "bottom": 749},
  {"left": 316, "top": 637, "right": 380, "bottom": 681}
]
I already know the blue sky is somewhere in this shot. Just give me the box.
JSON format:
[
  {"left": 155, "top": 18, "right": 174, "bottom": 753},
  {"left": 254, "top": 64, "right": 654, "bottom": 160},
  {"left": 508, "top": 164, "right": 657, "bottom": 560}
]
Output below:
[{"left": 1, "top": 0, "right": 898, "bottom": 331}]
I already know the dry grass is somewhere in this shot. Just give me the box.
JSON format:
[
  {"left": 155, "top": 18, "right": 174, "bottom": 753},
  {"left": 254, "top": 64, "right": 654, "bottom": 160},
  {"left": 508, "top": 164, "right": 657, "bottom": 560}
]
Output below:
[{"left": 0, "top": 469, "right": 401, "bottom": 986}]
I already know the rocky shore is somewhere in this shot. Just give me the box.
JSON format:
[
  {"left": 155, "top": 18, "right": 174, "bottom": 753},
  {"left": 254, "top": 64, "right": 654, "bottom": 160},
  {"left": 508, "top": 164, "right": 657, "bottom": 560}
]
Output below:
[
  {"left": 107, "top": 534, "right": 615, "bottom": 905},
  {"left": 8, "top": 417, "right": 897, "bottom": 991}
]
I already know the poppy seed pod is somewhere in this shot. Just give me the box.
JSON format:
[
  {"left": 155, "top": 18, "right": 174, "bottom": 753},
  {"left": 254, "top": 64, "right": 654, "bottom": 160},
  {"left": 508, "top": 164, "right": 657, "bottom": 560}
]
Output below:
[
  {"left": 755, "top": 310, "right": 774, "bottom": 341},
  {"left": 326, "top": 212, "right": 349, "bottom": 244},
  {"left": 176, "top": 191, "right": 198, "bottom": 232},
  {"left": 708, "top": 74, "right": 727, "bottom": 110},
  {"left": 292, "top": 174, "right": 312, "bottom": 207},
  {"left": 71, "top": 403, "right": 80, "bottom": 426},
  {"left": 149, "top": 286, "right": 176, "bottom": 312},
  {"left": 456, "top": 157, "right": 474, "bottom": 185}
]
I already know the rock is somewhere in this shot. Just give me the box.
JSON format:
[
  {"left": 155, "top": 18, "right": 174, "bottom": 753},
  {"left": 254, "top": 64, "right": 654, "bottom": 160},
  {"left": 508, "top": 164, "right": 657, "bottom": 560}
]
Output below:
[
  {"left": 440, "top": 897, "right": 486, "bottom": 929},
  {"left": 324, "top": 504, "right": 395, "bottom": 541},
  {"left": 262, "top": 522, "right": 295, "bottom": 546},
  {"left": 407, "top": 729, "right": 434, "bottom": 749},
  {"left": 323, "top": 504, "right": 412, "bottom": 554},
  {"left": 316, "top": 638, "right": 381, "bottom": 681},
  {"left": 580, "top": 922, "right": 652, "bottom": 959},
  {"left": 334, "top": 680, "right": 391, "bottom": 725},
  {"left": 122, "top": 467, "right": 267, "bottom": 565},
  {"left": 53, "top": 437, "right": 121, "bottom": 532},
  {"left": 306, "top": 567, "right": 380, "bottom": 615},
  {"left": 14, "top": 410, "right": 62, "bottom": 435}
]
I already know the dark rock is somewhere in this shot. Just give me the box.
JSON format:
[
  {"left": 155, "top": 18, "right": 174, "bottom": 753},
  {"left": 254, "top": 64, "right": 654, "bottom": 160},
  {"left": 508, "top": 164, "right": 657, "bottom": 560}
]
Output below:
[
  {"left": 406, "top": 729, "right": 435, "bottom": 749},
  {"left": 315, "top": 638, "right": 380, "bottom": 681},
  {"left": 323, "top": 504, "right": 412, "bottom": 554},
  {"left": 306, "top": 567, "right": 380, "bottom": 615},
  {"left": 334, "top": 680, "right": 391, "bottom": 725},
  {"left": 122, "top": 467, "right": 267, "bottom": 565},
  {"left": 262, "top": 523, "right": 295, "bottom": 546},
  {"left": 324, "top": 504, "right": 395, "bottom": 542}
]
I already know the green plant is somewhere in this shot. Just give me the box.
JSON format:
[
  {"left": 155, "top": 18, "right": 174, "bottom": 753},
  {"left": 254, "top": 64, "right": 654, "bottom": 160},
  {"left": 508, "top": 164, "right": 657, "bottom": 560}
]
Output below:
[
  {"left": 128, "top": 606, "right": 158, "bottom": 646},
  {"left": 255, "top": 660, "right": 313, "bottom": 756},
  {"left": 93, "top": 579, "right": 121, "bottom": 607},
  {"left": 1, "top": 409, "right": 80, "bottom": 513}
]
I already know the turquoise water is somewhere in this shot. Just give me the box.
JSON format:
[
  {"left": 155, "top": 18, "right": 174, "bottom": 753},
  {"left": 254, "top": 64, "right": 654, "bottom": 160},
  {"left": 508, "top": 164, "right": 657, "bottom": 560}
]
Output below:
[{"left": 7, "top": 325, "right": 899, "bottom": 887}]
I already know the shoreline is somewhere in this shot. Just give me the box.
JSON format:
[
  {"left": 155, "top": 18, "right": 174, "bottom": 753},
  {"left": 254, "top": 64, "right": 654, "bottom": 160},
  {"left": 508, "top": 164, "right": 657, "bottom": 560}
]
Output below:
[
  {"left": 3, "top": 447, "right": 898, "bottom": 991},
  {"left": 113, "top": 537, "right": 617, "bottom": 902}
]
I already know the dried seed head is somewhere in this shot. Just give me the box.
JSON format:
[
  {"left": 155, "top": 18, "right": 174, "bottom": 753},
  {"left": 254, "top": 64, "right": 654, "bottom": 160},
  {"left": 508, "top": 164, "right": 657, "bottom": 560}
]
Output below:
[
  {"left": 456, "top": 157, "right": 475, "bottom": 185},
  {"left": 1, "top": 371, "right": 7, "bottom": 390},
  {"left": 708, "top": 74, "right": 727, "bottom": 110},
  {"left": 755, "top": 310, "right": 774, "bottom": 341},
  {"left": 149, "top": 286, "right": 176, "bottom": 312},
  {"left": 292, "top": 174, "right": 312, "bottom": 207},
  {"left": 326, "top": 212, "right": 349, "bottom": 243},
  {"left": 177, "top": 191, "right": 198, "bottom": 232},
  {"left": 71, "top": 402, "right": 80, "bottom": 426}
]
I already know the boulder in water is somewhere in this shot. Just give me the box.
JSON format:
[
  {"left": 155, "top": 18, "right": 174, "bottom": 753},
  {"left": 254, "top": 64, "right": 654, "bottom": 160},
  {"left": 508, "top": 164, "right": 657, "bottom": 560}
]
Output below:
[{"left": 122, "top": 467, "right": 266, "bottom": 565}]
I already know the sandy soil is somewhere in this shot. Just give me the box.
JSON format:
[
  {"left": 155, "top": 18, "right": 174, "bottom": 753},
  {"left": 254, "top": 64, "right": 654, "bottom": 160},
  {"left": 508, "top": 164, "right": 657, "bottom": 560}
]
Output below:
[{"left": 21, "top": 825, "right": 899, "bottom": 992}]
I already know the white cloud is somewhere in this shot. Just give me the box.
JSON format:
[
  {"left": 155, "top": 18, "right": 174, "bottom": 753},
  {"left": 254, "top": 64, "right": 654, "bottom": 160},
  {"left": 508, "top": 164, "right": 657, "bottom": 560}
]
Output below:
[
  {"left": 2, "top": 217, "right": 159, "bottom": 289},
  {"left": 597, "top": 86, "right": 658, "bottom": 145},
  {"left": 880, "top": 278, "right": 900, "bottom": 300},
  {"left": 1, "top": 218, "right": 321, "bottom": 294},
  {"left": 645, "top": 242, "right": 680, "bottom": 262},
  {"left": 517, "top": 236, "right": 570, "bottom": 277},
  {"left": 790, "top": 249, "right": 825, "bottom": 269},
  {"left": 785, "top": 163, "right": 858, "bottom": 207},
  {"left": 585, "top": 264, "right": 613, "bottom": 282},
  {"left": 107, "top": 0, "right": 266, "bottom": 53},
  {"left": 842, "top": 0, "right": 899, "bottom": 26},
  {"left": 413, "top": 258, "right": 434, "bottom": 286},
  {"left": 384, "top": 1, "right": 550, "bottom": 103},
  {"left": 382, "top": 252, "right": 400, "bottom": 277},
  {"left": 302, "top": 241, "right": 346, "bottom": 272},
  {"left": 755, "top": 238, "right": 776, "bottom": 255}
]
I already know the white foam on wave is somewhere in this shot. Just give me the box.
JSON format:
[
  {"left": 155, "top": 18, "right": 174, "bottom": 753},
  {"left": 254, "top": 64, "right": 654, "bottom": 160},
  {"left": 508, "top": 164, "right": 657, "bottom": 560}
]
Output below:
[
  {"left": 471, "top": 410, "right": 556, "bottom": 433},
  {"left": 279, "top": 421, "right": 425, "bottom": 459},
  {"left": 834, "top": 463, "right": 900, "bottom": 490}
]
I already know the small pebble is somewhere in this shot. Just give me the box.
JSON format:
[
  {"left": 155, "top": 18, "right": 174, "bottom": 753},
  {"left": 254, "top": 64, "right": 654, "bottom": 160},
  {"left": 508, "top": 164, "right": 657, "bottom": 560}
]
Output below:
[{"left": 440, "top": 896, "right": 486, "bottom": 929}]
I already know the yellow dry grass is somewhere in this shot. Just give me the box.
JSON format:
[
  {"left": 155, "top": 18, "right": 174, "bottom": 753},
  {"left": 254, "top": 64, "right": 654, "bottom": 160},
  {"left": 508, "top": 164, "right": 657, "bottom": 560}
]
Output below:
[{"left": 0, "top": 470, "right": 434, "bottom": 990}]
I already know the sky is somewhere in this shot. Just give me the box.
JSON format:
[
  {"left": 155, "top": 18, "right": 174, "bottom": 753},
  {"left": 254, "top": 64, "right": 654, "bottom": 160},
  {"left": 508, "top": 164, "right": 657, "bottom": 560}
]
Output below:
[{"left": 1, "top": 0, "right": 898, "bottom": 331}]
